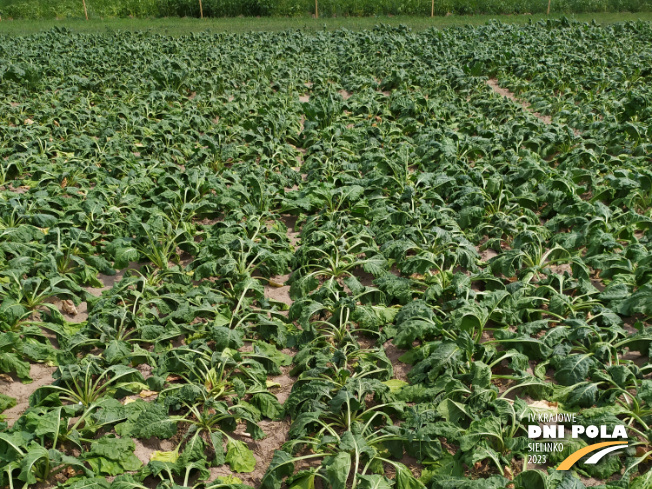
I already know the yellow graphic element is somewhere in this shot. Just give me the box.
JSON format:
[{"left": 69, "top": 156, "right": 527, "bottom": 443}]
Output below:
[{"left": 557, "top": 441, "right": 628, "bottom": 470}]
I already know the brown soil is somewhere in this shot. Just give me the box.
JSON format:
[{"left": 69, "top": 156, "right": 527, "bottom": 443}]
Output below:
[
  {"left": 208, "top": 418, "right": 291, "bottom": 486},
  {"left": 280, "top": 215, "right": 301, "bottom": 247},
  {"left": 7, "top": 185, "right": 30, "bottom": 193},
  {"left": 351, "top": 267, "right": 376, "bottom": 287},
  {"left": 52, "top": 298, "right": 89, "bottom": 324},
  {"left": 590, "top": 278, "right": 605, "bottom": 292},
  {"left": 133, "top": 436, "right": 175, "bottom": 465},
  {"left": 622, "top": 314, "right": 647, "bottom": 333},
  {"left": 264, "top": 273, "right": 292, "bottom": 312},
  {"left": 299, "top": 94, "right": 310, "bottom": 103},
  {"left": 580, "top": 476, "right": 614, "bottom": 487},
  {"left": 263, "top": 214, "right": 300, "bottom": 313},
  {"left": 85, "top": 262, "right": 142, "bottom": 298},
  {"left": 383, "top": 342, "right": 411, "bottom": 382},
  {"left": 486, "top": 79, "right": 553, "bottom": 125},
  {"left": 268, "top": 365, "right": 296, "bottom": 405},
  {"left": 383, "top": 454, "right": 422, "bottom": 480},
  {"left": 548, "top": 263, "right": 572, "bottom": 275},
  {"left": 621, "top": 348, "right": 649, "bottom": 367},
  {"left": 479, "top": 247, "right": 498, "bottom": 262},
  {"left": 40, "top": 327, "right": 60, "bottom": 350},
  {"left": 136, "top": 362, "right": 154, "bottom": 380},
  {"left": 1, "top": 364, "right": 57, "bottom": 427},
  {"left": 338, "top": 90, "right": 352, "bottom": 100},
  {"left": 196, "top": 217, "right": 223, "bottom": 226}
]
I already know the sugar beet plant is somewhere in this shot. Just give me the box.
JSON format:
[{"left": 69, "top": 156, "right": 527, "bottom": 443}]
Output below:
[{"left": 2, "top": 19, "right": 652, "bottom": 489}]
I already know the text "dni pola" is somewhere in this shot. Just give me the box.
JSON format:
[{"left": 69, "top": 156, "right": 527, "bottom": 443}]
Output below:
[{"left": 528, "top": 424, "right": 628, "bottom": 439}]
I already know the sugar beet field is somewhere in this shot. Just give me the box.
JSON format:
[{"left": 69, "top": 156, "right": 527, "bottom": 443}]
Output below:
[{"left": 1, "top": 19, "right": 652, "bottom": 489}]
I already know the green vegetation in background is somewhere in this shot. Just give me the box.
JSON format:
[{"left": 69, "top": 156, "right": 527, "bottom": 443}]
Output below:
[
  {"left": 0, "top": 0, "right": 651, "bottom": 19},
  {"left": 2, "top": 12, "right": 652, "bottom": 35}
]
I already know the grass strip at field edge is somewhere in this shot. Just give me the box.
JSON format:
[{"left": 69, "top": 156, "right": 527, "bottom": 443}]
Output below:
[{"left": 2, "top": 12, "right": 652, "bottom": 36}]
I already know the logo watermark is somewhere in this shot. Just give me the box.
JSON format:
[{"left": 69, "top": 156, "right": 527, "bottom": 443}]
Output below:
[{"left": 526, "top": 412, "right": 628, "bottom": 470}]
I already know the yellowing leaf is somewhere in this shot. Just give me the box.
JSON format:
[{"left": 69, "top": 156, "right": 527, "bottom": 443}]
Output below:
[
  {"left": 150, "top": 449, "right": 179, "bottom": 463},
  {"left": 225, "top": 440, "right": 256, "bottom": 473},
  {"left": 289, "top": 473, "right": 316, "bottom": 489},
  {"left": 222, "top": 348, "right": 236, "bottom": 358},
  {"left": 216, "top": 476, "right": 243, "bottom": 484},
  {"left": 382, "top": 379, "right": 409, "bottom": 393}
]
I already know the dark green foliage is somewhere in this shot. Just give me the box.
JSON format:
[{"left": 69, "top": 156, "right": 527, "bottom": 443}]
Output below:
[{"left": 2, "top": 19, "right": 652, "bottom": 489}]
